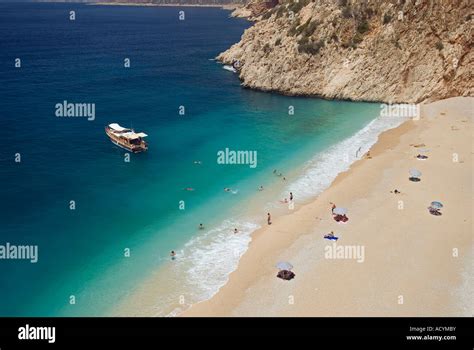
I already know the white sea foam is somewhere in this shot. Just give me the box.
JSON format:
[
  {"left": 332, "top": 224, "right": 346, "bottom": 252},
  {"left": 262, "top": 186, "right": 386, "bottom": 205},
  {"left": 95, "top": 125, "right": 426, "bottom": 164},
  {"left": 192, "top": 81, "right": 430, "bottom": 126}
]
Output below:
[
  {"left": 284, "top": 115, "right": 407, "bottom": 200},
  {"left": 166, "top": 220, "right": 259, "bottom": 316}
]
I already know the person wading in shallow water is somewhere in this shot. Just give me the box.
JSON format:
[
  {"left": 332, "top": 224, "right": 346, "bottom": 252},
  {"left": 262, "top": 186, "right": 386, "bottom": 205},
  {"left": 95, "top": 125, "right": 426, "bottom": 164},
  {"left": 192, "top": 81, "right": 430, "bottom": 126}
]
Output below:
[
  {"left": 290, "top": 192, "right": 293, "bottom": 201},
  {"left": 267, "top": 213, "right": 272, "bottom": 225}
]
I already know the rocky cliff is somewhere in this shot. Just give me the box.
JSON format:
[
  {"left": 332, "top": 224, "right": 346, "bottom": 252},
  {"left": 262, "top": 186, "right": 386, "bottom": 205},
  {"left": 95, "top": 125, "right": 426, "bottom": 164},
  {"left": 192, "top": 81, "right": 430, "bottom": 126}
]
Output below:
[
  {"left": 231, "top": 0, "right": 279, "bottom": 19},
  {"left": 219, "top": 0, "right": 473, "bottom": 103}
]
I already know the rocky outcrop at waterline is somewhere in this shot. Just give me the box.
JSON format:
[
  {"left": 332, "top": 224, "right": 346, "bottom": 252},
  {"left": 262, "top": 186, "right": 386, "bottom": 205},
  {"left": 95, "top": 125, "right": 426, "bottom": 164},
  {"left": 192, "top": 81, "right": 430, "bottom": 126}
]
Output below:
[{"left": 220, "top": 0, "right": 473, "bottom": 103}]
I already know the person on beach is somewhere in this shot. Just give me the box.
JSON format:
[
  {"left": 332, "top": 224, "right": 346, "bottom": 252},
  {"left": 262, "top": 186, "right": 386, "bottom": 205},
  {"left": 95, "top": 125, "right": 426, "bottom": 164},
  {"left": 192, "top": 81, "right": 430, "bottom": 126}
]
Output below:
[
  {"left": 290, "top": 192, "right": 293, "bottom": 201},
  {"left": 390, "top": 189, "right": 401, "bottom": 194},
  {"left": 170, "top": 251, "right": 176, "bottom": 260},
  {"left": 324, "top": 231, "right": 338, "bottom": 241},
  {"left": 330, "top": 202, "right": 336, "bottom": 214},
  {"left": 267, "top": 213, "right": 272, "bottom": 225},
  {"left": 280, "top": 198, "right": 288, "bottom": 204},
  {"left": 199, "top": 223, "right": 204, "bottom": 230}
]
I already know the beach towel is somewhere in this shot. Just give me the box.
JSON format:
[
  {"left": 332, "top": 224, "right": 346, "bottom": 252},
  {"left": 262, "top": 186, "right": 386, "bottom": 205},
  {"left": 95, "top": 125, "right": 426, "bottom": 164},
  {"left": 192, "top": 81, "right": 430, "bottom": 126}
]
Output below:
[
  {"left": 277, "top": 270, "right": 295, "bottom": 281},
  {"left": 334, "top": 214, "right": 349, "bottom": 223},
  {"left": 429, "top": 209, "right": 442, "bottom": 216},
  {"left": 324, "top": 235, "right": 339, "bottom": 241}
]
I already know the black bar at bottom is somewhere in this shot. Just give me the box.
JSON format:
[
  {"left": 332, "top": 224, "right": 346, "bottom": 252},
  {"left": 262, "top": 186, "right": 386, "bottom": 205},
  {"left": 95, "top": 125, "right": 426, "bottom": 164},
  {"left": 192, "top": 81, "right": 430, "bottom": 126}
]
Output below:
[{"left": 0, "top": 317, "right": 471, "bottom": 347}]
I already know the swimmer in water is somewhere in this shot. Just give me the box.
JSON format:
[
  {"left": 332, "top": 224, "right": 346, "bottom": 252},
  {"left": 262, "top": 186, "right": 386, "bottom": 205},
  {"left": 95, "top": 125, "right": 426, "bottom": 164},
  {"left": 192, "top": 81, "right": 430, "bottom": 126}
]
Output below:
[
  {"left": 283, "top": 177, "right": 286, "bottom": 181},
  {"left": 273, "top": 169, "right": 277, "bottom": 174},
  {"left": 199, "top": 223, "right": 204, "bottom": 230},
  {"left": 170, "top": 250, "right": 176, "bottom": 260},
  {"left": 234, "top": 228, "right": 238, "bottom": 234},
  {"left": 290, "top": 192, "right": 293, "bottom": 201},
  {"left": 258, "top": 185, "right": 264, "bottom": 191},
  {"left": 224, "top": 188, "right": 231, "bottom": 192},
  {"left": 184, "top": 187, "right": 195, "bottom": 191},
  {"left": 280, "top": 198, "right": 288, "bottom": 204},
  {"left": 193, "top": 160, "right": 202, "bottom": 165}
]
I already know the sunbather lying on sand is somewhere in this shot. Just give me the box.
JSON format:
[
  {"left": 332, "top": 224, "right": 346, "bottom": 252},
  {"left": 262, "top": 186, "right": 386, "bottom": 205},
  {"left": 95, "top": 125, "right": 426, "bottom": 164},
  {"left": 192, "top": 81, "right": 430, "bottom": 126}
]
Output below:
[
  {"left": 416, "top": 154, "right": 428, "bottom": 159},
  {"left": 411, "top": 143, "right": 426, "bottom": 148}
]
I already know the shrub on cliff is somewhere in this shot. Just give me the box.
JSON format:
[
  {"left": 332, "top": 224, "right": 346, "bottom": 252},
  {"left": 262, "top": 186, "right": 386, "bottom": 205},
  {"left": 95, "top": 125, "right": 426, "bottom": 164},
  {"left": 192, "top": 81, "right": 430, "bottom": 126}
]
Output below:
[
  {"left": 288, "top": 0, "right": 309, "bottom": 14},
  {"left": 342, "top": 6, "right": 352, "bottom": 18},
  {"left": 383, "top": 13, "right": 392, "bottom": 24},
  {"left": 298, "top": 39, "right": 325, "bottom": 55},
  {"left": 276, "top": 5, "right": 286, "bottom": 18},
  {"left": 353, "top": 33, "right": 363, "bottom": 45},
  {"left": 357, "top": 20, "right": 369, "bottom": 34},
  {"left": 263, "top": 43, "right": 271, "bottom": 54},
  {"left": 262, "top": 10, "right": 272, "bottom": 20},
  {"left": 302, "top": 20, "right": 319, "bottom": 37},
  {"left": 288, "top": 18, "right": 301, "bottom": 36}
]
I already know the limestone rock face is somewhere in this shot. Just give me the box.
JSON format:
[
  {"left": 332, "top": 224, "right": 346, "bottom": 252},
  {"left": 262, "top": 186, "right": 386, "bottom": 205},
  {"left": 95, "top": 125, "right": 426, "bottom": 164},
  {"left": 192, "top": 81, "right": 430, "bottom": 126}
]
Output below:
[
  {"left": 231, "top": 0, "right": 279, "bottom": 20},
  {"left": 220, "top": 0, "right": 473, "bottom": 103}
]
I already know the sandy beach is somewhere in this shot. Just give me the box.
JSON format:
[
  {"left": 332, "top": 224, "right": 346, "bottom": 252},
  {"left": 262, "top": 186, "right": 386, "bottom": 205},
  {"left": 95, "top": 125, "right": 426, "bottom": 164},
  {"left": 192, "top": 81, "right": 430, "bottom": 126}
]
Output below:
[{"left": 181, "top": 97, "right": 473, "bottom": 317}]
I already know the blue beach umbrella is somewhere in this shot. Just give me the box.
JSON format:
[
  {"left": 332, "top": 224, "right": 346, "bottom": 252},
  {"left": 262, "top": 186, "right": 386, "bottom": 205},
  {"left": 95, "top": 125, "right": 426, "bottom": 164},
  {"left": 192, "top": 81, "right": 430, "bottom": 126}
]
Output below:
[{"left": 431, "top": 201, "right": 443, "bottom": 209}]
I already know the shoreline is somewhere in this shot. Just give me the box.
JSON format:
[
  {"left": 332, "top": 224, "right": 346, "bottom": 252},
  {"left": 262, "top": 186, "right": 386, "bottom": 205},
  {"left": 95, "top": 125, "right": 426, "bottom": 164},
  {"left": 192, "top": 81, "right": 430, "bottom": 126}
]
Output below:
[
  {"left": 112, "top": 103, "right": 401, "bottom": 317},
  {"left": 87, "top": 2, "right": 241, "bottom": 10},
  {"left": 181, "top": 96, "right": 473, "bottom": 316}
]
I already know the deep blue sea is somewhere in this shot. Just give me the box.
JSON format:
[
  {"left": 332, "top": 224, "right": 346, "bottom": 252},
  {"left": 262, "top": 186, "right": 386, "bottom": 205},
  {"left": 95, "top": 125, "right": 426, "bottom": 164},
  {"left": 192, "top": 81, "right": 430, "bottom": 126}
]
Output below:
[{"left": 0, "top": 2, "right": 400, "bottom": 316}]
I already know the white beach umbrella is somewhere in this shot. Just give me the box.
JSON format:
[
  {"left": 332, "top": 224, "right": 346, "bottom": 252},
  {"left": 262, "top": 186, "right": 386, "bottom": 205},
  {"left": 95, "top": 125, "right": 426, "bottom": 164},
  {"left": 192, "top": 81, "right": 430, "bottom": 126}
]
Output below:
[
  {"left": 409, "top": 168, "right": 422, "bottom": 177},
  {"left": 333, "top": 207, "right": 348, "bottom": 215},
  {"left": 276, "top": 261, "right": 293, "bottom": 271}
]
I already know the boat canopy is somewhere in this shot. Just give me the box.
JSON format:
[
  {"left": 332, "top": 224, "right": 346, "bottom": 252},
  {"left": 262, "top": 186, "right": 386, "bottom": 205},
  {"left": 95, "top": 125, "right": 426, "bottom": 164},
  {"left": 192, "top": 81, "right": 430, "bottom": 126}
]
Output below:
[
  {"left": 121, "top": 132, "right": 147, "bottom": 140},
  {"left": 108, "top": 123, "right": 129, "bottom": 132}
]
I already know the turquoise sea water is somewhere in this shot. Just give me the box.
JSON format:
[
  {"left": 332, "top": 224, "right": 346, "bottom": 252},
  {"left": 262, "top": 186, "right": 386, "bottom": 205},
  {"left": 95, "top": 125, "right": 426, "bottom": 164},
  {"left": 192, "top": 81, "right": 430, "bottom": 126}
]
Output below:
[{"left": 0, "top": 3, "right": 399, "bottom": 316}]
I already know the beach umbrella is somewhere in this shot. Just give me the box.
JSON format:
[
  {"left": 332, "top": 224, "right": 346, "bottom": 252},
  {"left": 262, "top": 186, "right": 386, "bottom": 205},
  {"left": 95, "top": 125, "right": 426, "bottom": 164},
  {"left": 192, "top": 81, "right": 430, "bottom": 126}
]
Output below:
[
  {"left": 409, "top": 168, "right": 422, "bottom": 177},
  {"left": 431, "top": 201, "right": 443, "bottom": 209},
  {"left": 333, "top": 207, "right": 348, "bottom": 215},
  {"left": 276, "top": 261, "right": 293, "bottom": 271}
]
